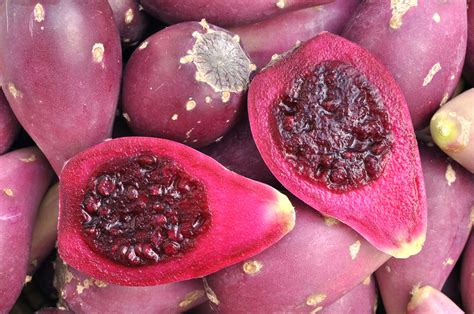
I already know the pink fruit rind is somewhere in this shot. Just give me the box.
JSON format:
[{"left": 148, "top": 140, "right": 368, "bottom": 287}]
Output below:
[
  {"left": 55, "top": 260, "right": 207, "bottom": 313},
  {"left": 248, "top": 32, "right": 427, "bottom": 258},
  {"left": 0, "top": 147, "right": 53, "bottom": 312},
  {"left": 58, "top": 137, "right": 294, "bottom": 286}
]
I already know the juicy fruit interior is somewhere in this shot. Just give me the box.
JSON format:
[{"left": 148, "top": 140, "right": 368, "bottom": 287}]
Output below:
[
  {"left": 273, "top": 61, "right": 394, "bottom": 191},
  {"left": 81, "top": 153, "right": 211, "bottom": 266}
]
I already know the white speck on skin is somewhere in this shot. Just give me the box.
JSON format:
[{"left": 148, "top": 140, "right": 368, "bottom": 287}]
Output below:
[
  {"left": 7, "top": 83, "right": 22, "bottom": 99},
  {"left": 138, "top": 41, "right": 148, "bottom": 50},
  {"left": 34, "top": 3, "right": 45, "bottom": 22},
  {"left": 276, "top": 0, "right": 286, "bottom": 9},
  {"left": 3, "top": 188, "right": 14, "bottom": 196},
  {"left": 20, "top": 154, "right": 36, "bottom": 163},
  {"left": 171, "top": 114, "right": 178, "bottom": 121},
  {"left": 124, "top": 8, "right": 134, "bottom": 24},
  {"left": 390, "top": 0, "right": 418, "bottom": 29},
  {"left": 423, "top": 63, "right": 441, "bottom": 87},
  {"left": 349, "top": 240, "right": 361, "bottom": 259},
  {"left": 306, "top": 293, "right": 327, "bottom": 306},
  {"left": 178, "top": 290, "right": 206, "bottom": 309},
  {"left": 205, "top": 96, "right": 212, "bottom": 103},
  {"left": 432, "top": 13, "right": 440, "bottom": 23},
  {"left": 186, "top": 99, "right": 197, "bottom": 111},
  {"left": 122, "top": 113, "right": 131, "bottom": 122},
  {"left": 24, "top": 275, "right": 32, "bottom": 284},
  {"left": 443, "top": 258, "right": 454, "bottom": 266},
  {"left": 221, "top": 91, "right": 231, "bottom": 103},
  {"left": 445, "top": 164, "right": 456, "bottom": 186},
  {"left": 92, "top": 43, "right": 105, "bottom": 63},
  {"left": 385, "top": 265, "right": 391, "bottom": 273},
  {"left": 242, "top": 260, "right": 263, "bottom": 275}
]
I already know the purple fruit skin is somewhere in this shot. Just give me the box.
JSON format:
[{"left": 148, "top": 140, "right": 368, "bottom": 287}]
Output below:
[
  {"left": 36, "top": 309, "right": 73, "bottom": 314},
  {"left": 343, "top": 0, "right": 467, "bottom": 130},
  {"left": 28, "top": 183, "right": 59, "bottom": 275},
  {"left": 461, "top": 233, "right": 474, "bottom": 314},
  {"left": 321, "top": 276, "right": 377, "bottom": 314},
  {"left": 122, "top": 22, "right": 252, "bottom": 148},
  {"left": 231, "top": 0, "right": 361, "bottom": 69},
  {"left": 139, "top": 0, "right": 334, "bottom": 27},
  {"left": 375, "top": 143, "right": 474, "bottom": 314},
  {"left": 407, "top": 286, "right": 464, "bottom": 314},
  {"left": 0, "top": 89, "right": 20, "bottom": 155},
  {"left": 463, "top": 2, "right": 474, "bottom": 86},
  {"left": 108, "top": 0, "right": 149, "bottom": 45},
  {"left": 200, "top": 116, "right": 276, "bottom": 185},
  {"left": 0, "top": 0, "right": 122, "bottom": 174},
  {"left": 55, "top": 261, "right": 207, "bottom": 313},
  {"left": 0, "top": 147, "right": 53, "bottom": 312},
  {"left": 205, "top": 199, "right": 389, "bottom": 313}
]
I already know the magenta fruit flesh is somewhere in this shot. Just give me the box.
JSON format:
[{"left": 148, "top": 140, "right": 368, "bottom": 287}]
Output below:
[
  {"left": 273, "top": 60, "right": 393, "bottom": 191},
  {"left": 80, "top": 153, "right": 211, "bottom": 267}
]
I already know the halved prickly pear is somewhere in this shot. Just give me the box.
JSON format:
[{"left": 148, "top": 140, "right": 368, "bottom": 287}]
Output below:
[
  {"left": 248, "top": 32, "right": 427, "bottom": 258},
  {"left": 57, "top": 137, "right": 295, "bottom": 286}
]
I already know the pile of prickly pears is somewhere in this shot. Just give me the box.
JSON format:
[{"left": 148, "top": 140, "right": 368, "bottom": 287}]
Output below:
[{"left": 0, "top": 1, "right": 473, "bottom": 313}]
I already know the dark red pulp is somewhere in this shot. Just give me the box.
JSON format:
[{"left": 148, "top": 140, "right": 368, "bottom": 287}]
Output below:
[
  {"left": 80, "top": 153, "right": 211, "bottom": 266},
  {"left": 273, "top": 61, "right": 393, "bottom": 192}
]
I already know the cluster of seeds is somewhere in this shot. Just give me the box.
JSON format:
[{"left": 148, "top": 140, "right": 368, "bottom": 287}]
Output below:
[
  {"left": 81, "top": 153, "right": 210, "bottom": 266},
  {"left": 273, "top": 61, "right": 393, "bottom": 191}
]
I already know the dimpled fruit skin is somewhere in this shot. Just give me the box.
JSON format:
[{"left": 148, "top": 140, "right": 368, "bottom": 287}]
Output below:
[
  {"left": 0, "top": 147, "right": 53, "bottom": 312},
  {"left": 231, "top": 0, "right": 361, "bottom": 69},
  {"left": 55, "top": 261, "right": 207, "bottom": 313},
  {"left": 248, "top": 32, "right": 427, "bottom": 258},
  {"left": 58, "top": 137, "right": 295, "bottom": 286},
  {"left": 206, "top": 199, "right": 389, "bottom": 313},
  {"left": 140, "top": 0, "right": 334, "bottom": 27},
  {"left": 122, "top": 22, "right": 251, "bottom": 148},
  {"left": 0, "top": 1, "right": 122, "bottom": 174},
  {"left": 343, "top": 1, "right": 467, "bottom": 130}
]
